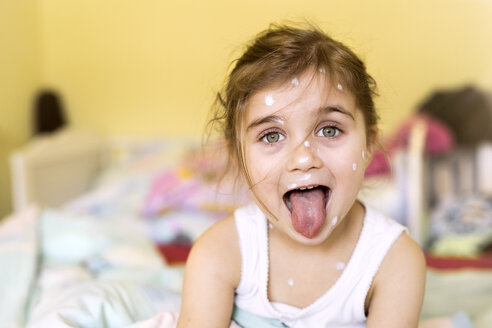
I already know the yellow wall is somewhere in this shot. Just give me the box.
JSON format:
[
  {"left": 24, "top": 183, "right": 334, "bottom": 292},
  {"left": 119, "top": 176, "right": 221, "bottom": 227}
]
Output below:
[
  {"left": 0, "top": 0, "right": 40, "bottom": 217},
  {"left": 38, "top": 0, "right": 492, "bottom": 137},
  {"left": 1, "top": 0, "right": 492, "bottom": 215}
]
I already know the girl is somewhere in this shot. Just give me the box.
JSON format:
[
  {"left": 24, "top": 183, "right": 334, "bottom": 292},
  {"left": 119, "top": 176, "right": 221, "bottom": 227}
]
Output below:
[{"left": 177, "top": 23, "right": 426, "bottom": 328}]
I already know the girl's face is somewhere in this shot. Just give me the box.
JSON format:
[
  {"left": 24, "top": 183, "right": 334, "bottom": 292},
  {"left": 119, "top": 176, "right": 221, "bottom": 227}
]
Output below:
[{"left": 242, "top": 71, "right": 373, "bottom": 246}]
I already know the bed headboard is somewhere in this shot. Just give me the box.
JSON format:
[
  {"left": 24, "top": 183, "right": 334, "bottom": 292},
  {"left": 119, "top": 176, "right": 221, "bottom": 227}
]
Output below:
[{"left": 9, "top": 129, "right": 105, "bottom": 211}]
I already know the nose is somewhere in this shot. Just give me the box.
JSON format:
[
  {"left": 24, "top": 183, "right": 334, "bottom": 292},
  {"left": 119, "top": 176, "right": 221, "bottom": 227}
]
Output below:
[{"left": 286, "top": 140, "right": 323, "bottom": 172}]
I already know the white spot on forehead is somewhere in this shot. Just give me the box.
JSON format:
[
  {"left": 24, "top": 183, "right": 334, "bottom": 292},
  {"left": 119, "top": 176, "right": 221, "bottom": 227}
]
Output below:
[
  {"left": 288, "top": 183, "right": 298, "bottom": 190},
  {"left": 269, "top": 223, "right": 274, "bottom": 229},
  {"left": 265, "top": 93, "right": 275, "bottom": 106},
  {"left": 336, "top": 262, "right": 345, "bottom": 270},
  {"left": 337, "top": 83, "right": 343, "bottom": 91},
  {"left": 352, "top": 163, "right": 357, "bottom": 171},
  {"left": 332, "top": 216, "right": 338, "bottom": 226},
  {"left": 288, "top": 278, "right": 294, "bottom": 286},
  {"left": 319, "top": 68, "right": 326, "bottom": 74},
  {"left": 291, "top": 77, "right": 299, "bottom": 86},
  {"left": 304, "top": 141, "right": 310, "bottom": 147}
]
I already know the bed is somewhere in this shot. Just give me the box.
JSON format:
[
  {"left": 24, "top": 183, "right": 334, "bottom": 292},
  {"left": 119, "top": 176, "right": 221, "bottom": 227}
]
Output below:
[{"left": 2, "top": 126, "right": 491, "bottom": 327}]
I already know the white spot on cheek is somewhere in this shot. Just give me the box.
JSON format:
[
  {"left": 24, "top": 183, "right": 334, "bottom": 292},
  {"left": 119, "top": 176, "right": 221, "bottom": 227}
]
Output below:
[
  {"left": 288, "top": 278, "right": 294, "bottom": 286},
  {"left": 304, "top": 141, "right": 310, "bottom": 147},
  {"left": 336, "top": 262, "right": 345, "bottom": 270},
  {"left": 299, "top": 157, "right": 309, "bottom": 164},
  {"left": 353, "top": 163, "right": 357, "bottom": 171},
  {"left": 337, "top": 83, "right": 343, "bottom": 91},
  {"left": 291, "top": 77, "right": 299, "bottom": 86},
  {"left": 288, "top": 183, "right": 298, "bottom": 190},
  {"left": 332, "top": 216, "right": 338, "bottom": 226},
  {"left": 265, "top": 94, "right": 275, "bottom": 106}
]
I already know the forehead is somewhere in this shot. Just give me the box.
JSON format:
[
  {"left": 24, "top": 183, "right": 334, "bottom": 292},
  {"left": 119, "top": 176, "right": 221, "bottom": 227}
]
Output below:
[{"left": 245, "top": 71, "right": 357, "bottom": 124}]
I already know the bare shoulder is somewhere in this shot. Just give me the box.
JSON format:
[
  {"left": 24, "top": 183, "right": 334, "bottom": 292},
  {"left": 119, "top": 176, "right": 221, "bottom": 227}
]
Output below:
[
  {"left": 366, "top": 232, "right": 427, "bottom": 328},
  {"left": 186, "top": 215, "right": 241, "bottom": 286},
  {"left": 178, "top": 216, "right": 241, "bottom": 328}
]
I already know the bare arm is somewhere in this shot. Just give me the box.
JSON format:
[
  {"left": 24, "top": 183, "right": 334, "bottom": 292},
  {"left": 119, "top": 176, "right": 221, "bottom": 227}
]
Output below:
[
  {"left": 366, "top": 233, "right": 427, "bottom": 328},
  {"left": 177, "top": 217, "right": 241, "bottom": 328}
]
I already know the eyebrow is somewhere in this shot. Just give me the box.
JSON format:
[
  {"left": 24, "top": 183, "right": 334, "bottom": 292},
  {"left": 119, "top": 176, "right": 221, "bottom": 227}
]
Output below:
[
  {"left": 321, "top": 105, "right": 355, "bottom": 121},
  {"left": 247, "top": 105, "right": 355, "bottom": 131},
  {"left": 246, "top": 115, "right": 285, "bottom": 131}
]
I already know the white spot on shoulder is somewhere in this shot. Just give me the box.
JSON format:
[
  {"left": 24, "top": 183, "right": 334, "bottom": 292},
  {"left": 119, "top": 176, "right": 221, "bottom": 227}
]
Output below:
[
  {"left": 332, "top": 216, "right": 338, "bottom": 226},
  {"left": 265, "top": 94, "right": 275, "bottom": 106},
  {"left": 337, "top": 83, "right": 343, "bottom": 91},
  {"left": 291, "top": 77, "right": 299, "bottom": 86},
  {"left": 336, "top": 262, "right": 345, "bottom": 270},
  {"left": 304, "top": 141, "right": 310, "bottom": 147},
  {"left": 288, "top": 278, "right": 294, "bottom": 286},
  {"left": 352, "top": 163, "right": 357, "bottom": 171}
]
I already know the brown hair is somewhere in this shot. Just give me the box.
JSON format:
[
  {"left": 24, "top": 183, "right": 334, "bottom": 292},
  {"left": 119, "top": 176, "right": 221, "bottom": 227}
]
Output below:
[{"left": 207, "top": 22, "right": 378, "bottom": 187}]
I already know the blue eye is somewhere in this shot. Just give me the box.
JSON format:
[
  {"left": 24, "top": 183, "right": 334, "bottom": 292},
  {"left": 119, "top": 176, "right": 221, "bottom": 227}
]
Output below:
[
  {"left": 317, "top": 126, "right": 340, "bottom": 138},
  {"left": 262, "top": 132, "right": 285, "bottom": 143}
]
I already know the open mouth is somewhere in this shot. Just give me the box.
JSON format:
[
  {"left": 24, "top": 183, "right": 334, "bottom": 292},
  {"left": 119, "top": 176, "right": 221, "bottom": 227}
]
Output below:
[{"left": 283, "top": 185, "right": 331, "bottom": 214}]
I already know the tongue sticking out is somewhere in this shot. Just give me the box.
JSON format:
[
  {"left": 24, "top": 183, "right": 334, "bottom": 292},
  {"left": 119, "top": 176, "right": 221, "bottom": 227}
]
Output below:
[{"left": 289, "top": 188, "right": 326, "bottom": 238}]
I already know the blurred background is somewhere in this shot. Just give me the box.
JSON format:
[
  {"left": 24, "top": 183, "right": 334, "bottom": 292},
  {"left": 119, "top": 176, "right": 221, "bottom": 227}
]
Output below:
[{"left": 1, "top": 0, "right": 491, "bottom": 217}]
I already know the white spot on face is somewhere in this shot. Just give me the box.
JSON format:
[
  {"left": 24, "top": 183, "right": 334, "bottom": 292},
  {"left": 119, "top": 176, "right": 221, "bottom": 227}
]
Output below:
[
  {"left": 300, "top": 173, "right": 312, "bottom": 181},
  {"left": 362, "top": 151, "right": 365, "bottom": 159},
  {"left": 319, "top": 68, "right": 326, "bottom": 74},
  {"left": 265, "top": 94, "right": 275, "bottom": 106},
  {"left": 336, "top": 262, "right": 345, "bottom": 270},
  {"left": 299, "top": 157, "right": 309, "bottom": 164},
  {"left": 304, "top": 141, "right": 310, "bottom": 147},
  {"left": 352, "top": 163, "right": 357, "bottom": 171},
  {"left": 332, "top": 216, "right": 338, "bottom": 226},
  {"left": 288, "top": 183, "right": 298, "bottom": 190},
  {"left": 291, "top": 77, "right": 299, "bottom": 86},
  {"left": 288, "top": 278, "right": 294, "bottom": 286},
  {"left": 273, "top": 117, "right": 284, "bottom": 125},
  {"left": 337, "top": 83, "right": 343, "bottom": 91}
]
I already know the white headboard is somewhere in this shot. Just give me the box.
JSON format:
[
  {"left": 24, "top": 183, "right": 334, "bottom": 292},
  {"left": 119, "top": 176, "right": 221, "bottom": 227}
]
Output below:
[{"left": 9, "top": 129, "right": 105, "bottom": 211}]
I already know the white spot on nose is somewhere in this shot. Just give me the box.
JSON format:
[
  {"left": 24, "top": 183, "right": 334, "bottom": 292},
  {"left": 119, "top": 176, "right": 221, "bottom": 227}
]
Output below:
[
  {"left": 288, "top": 278, "right": 294, "bottom": 286},
  {"left": 304, "top": 141, "right": 310, "bottom": 147},
  {"left": 337, "top": 83, "right": 343, "bottom": 91},
  {"left": 291, "top": 77, "right": 299, "bottom": 86},
  {"left": 299, "top": 157, "right": 309, "bottom": 164},
  {"left": 352, "top": 163, "right": 357, "bottom": 171},
  {"left": 362, "top": 151, "right": 365, "bottom": 159},
  {"left": 332, "top": 216, "right": 338, "bottom": 226},
  {"left": 265, "top": 94, "right": 275, "bottom": 106},
  {"left": 336, "top": 262, "right": 345, "bottom": 270}
]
